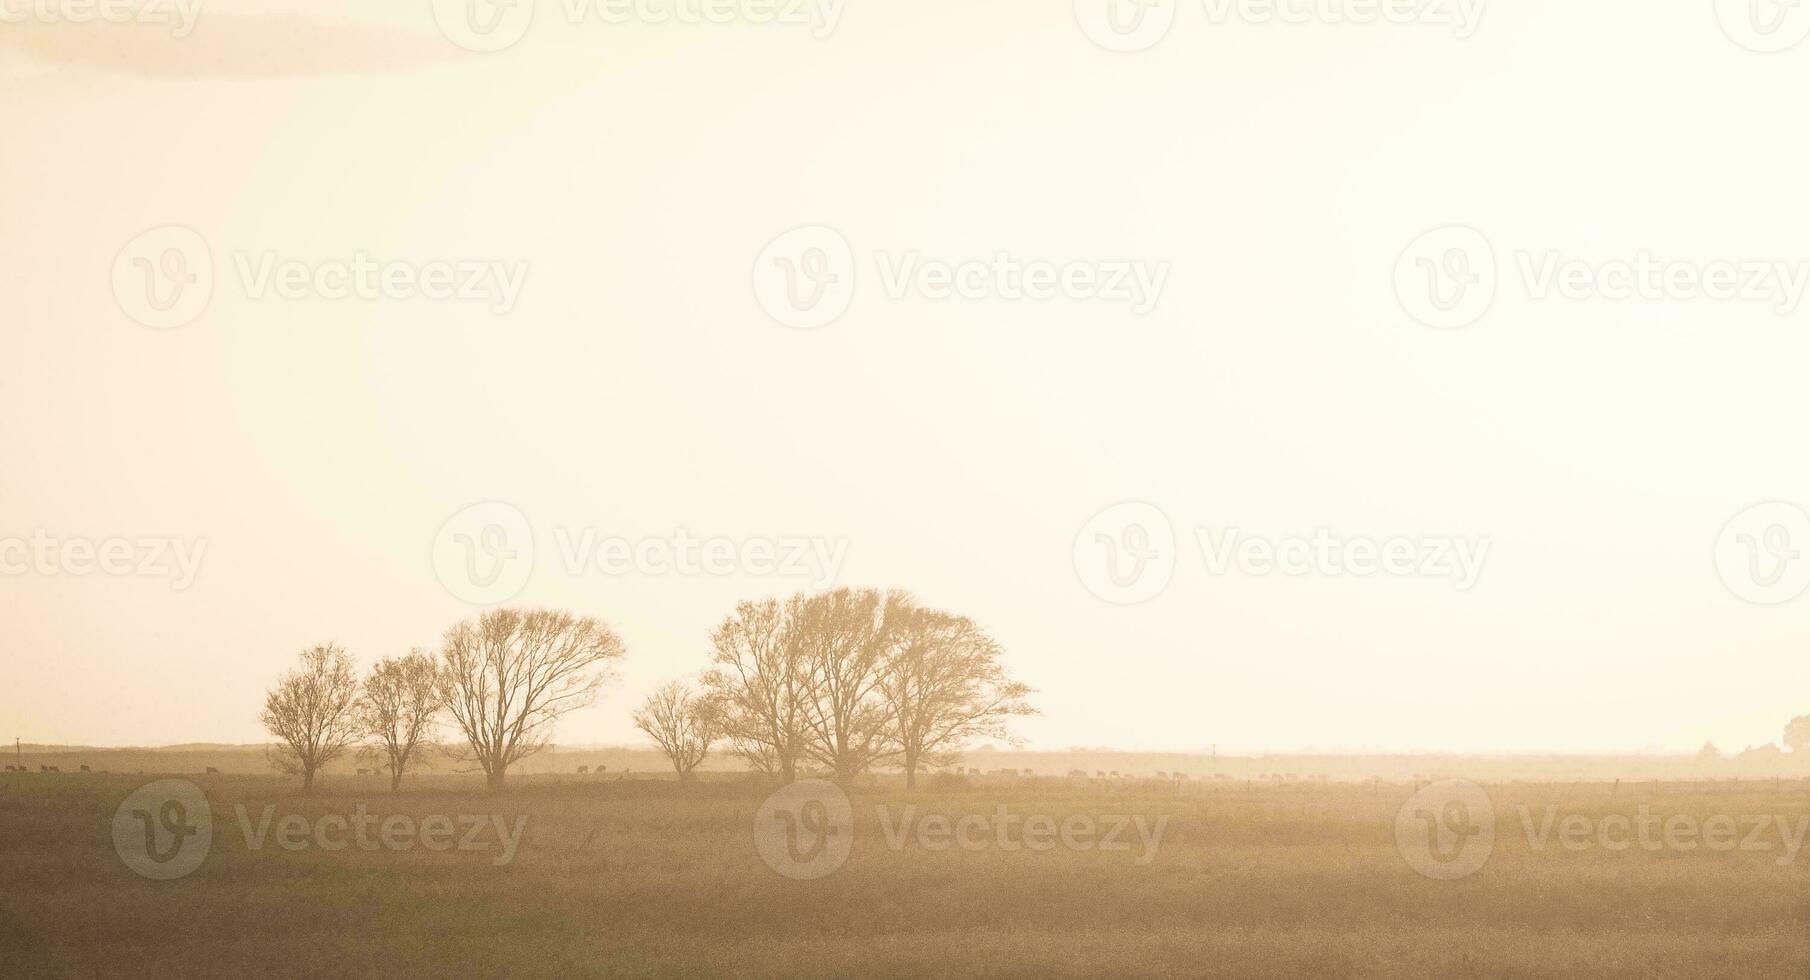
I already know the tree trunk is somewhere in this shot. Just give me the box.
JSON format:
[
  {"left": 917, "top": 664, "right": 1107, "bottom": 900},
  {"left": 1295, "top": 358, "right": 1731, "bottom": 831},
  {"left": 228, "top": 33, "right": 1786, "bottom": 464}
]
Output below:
[
  {"left": 678, "top": 768, "right": 696, "bottom": 782},
  {"left": 486, "top": 767, "right": 506, "bottom": 791},
  {"left": 780, "top": 759, "right": 796, "bottom": 783},
  {"left": 904, "top": 749, "right": 919, "bottom": 790},
  {"left": 301, "top": 767, "right": 315, "bottom": 795},
  {"left": 390, "top": 769, "right": 402, "bottom": 791}
]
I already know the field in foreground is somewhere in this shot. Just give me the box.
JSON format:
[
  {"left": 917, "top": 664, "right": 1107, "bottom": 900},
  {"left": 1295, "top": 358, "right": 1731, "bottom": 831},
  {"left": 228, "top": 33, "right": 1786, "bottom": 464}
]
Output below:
[{"left": 2, "top": 772, "right": 1806, "bottom": 979}]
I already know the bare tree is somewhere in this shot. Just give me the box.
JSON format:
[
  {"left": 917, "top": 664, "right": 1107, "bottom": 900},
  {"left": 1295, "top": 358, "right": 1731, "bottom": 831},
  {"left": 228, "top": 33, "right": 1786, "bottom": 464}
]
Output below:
[
  {"left": 359, "top": 650, "right": 442, "bottom": 791},
  {"left": 437, "top": 608, "right": 626, "bottom": 790},
  {"left": 261, "top": 644, "right": 361, "bottom": 794},
  {"left": 793, "top": 588, "right": 903, "bottom": 784},
  {"left": 701, "top": 598, "right": 807, "bottom": 781},
  {"left": 881, "top": 608, "right": 1035, "bottom": 789},
  {"left": 633, "top": 681, "right": 719, "bottom": 780}
]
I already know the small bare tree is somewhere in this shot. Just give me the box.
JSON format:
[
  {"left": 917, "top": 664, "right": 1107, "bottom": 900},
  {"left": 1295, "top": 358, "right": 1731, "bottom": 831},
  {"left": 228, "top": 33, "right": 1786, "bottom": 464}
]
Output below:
[
  {"left": 261, "top": 644, "right": 361, "bottom": 794},
  {"left": 634, "top": 681, "right": 719, "bottom": 780},
  {"left": 359, "top": 650, "right": 442, "bottom": 791},
  {"left": 882, "top": 608, "right": 1035, "bottom": 789},
  {"left": 701, "top": 598, "right": 807, "bottom": 781},
  {"left": 438, "top": 608, "right": 625, "bottom": 790}
]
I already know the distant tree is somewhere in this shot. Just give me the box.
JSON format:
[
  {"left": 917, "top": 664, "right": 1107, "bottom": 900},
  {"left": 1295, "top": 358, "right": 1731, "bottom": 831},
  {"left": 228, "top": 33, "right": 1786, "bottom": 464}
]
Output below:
[
  {"left": 359, "top": 650, "right": 442, "bottom": 790},
  {"left": 880, "top": 606, "right": 1036, "bottom": 790},
  {"left": 261, "top": 644, "right": 361, "bottom": 794},
  {"left": 437, "top": 608, "right": 625, "bottom": 791},
  {"left": 1785, "top": 716, "right": 1810, "bottom": 753},
  {"left": 633, "top": 681, "right": 719, "bottom": 780},
  {"left": 1697, "top": 741, "right": 1722, "bottom": 761},
  {"left": 702, "top": 598, "right": 807, "bottom": 781}
]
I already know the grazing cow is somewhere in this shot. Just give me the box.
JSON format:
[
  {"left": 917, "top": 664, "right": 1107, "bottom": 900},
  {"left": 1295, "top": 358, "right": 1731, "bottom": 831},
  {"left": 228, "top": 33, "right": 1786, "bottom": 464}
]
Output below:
[
  {"left": 48, "top": 766, "right": 60, "bottom": 772},
  {"left": 205, "top": 767, "right": 219, "bottom": 774},
  {"left": 1096, "top": 770, "right": 1106, "bottom": 778},
  {"left": 577, "top": 766, "right": 589, "bottom": 774},
  {"left": 1109, "top": 771, "right": 1120, "bottom": 778},
  {"left": 80, "top": 765, "right": 91, "bottom": 772},
  {"left": 1068, "top": 769, "right": 1087, "bottom": 778},
  {"left": 1022, "top": 769, "right": 1033, "bottom": 777},
  {"left": 1155, "top": 771, "right": 1168, "bottom": 779},
  {"left": 355, "top": 768, "right": 369, "bottom": 776}
]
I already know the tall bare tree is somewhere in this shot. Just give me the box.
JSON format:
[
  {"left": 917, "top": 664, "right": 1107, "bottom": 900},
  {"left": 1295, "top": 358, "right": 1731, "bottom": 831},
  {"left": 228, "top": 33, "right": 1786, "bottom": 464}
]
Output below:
[
  {"left": 633, "top": 681, "right": 719, "bottom": 780},
  {"left": 261, "top": 643, "right": 361, "bottom": 794},
  {"left": 701, "top": 598, "right": 807, "bottom": 781},
  {"left": 793, "top": 588, "right": 904, "bottom": 784},
  {"left": 359, "top": 650, "right": 442, "bottom": 790},
  {"left": 437, "top": 608, "right": 625, "bottom": 790},
  {"left": 881, "top": 608, "right": 1035, "bottom": 789}
]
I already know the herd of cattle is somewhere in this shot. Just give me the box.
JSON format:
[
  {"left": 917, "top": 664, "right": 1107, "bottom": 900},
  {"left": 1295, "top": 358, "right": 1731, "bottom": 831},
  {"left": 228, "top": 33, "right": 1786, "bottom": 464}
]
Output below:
[{"left": 1, "top": 763, "right": 1327, "bottom": 784}]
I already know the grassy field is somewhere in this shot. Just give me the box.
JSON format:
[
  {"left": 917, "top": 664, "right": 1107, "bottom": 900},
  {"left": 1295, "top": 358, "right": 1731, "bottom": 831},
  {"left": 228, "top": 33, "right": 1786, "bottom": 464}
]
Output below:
[{"left": 2, "top": 771, "right": 1805, "bottom": 979}]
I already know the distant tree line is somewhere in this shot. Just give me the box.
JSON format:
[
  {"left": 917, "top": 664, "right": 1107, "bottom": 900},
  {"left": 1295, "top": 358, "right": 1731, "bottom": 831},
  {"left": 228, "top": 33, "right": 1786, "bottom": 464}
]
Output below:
[{"left": 260, "top": 589, "right": 1032, "bottom": 793}]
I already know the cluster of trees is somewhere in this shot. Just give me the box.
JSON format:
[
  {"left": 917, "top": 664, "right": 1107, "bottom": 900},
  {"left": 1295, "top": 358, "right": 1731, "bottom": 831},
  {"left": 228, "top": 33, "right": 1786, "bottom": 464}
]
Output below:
[
  {"left": 261, "top": 608, "right": 624, "bottom": 793},
  {"left": 261, "top": 589, "right": 1033, "bottom": 793},
  {"left": 692, "top": 588, "right": 1035, "bottom": 788}
]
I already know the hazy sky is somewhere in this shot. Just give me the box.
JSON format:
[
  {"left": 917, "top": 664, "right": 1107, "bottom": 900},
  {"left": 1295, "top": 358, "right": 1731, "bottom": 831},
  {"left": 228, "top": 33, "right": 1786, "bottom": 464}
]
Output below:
[{"left": 4, "top": 0, "right": 1808, "bottom": 755}]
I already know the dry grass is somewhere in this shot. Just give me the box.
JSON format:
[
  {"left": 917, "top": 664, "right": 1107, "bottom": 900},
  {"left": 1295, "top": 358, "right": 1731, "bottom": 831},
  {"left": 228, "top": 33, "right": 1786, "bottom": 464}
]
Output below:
[{"left": 1, "top": 772, "right": 1805, "bottom": 978}]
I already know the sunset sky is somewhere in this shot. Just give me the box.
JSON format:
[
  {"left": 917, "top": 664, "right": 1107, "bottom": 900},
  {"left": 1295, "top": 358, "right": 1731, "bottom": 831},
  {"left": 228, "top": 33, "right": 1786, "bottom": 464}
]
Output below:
[{"left": 4, "top": 0, "right": 1808, "bottom": 755}]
